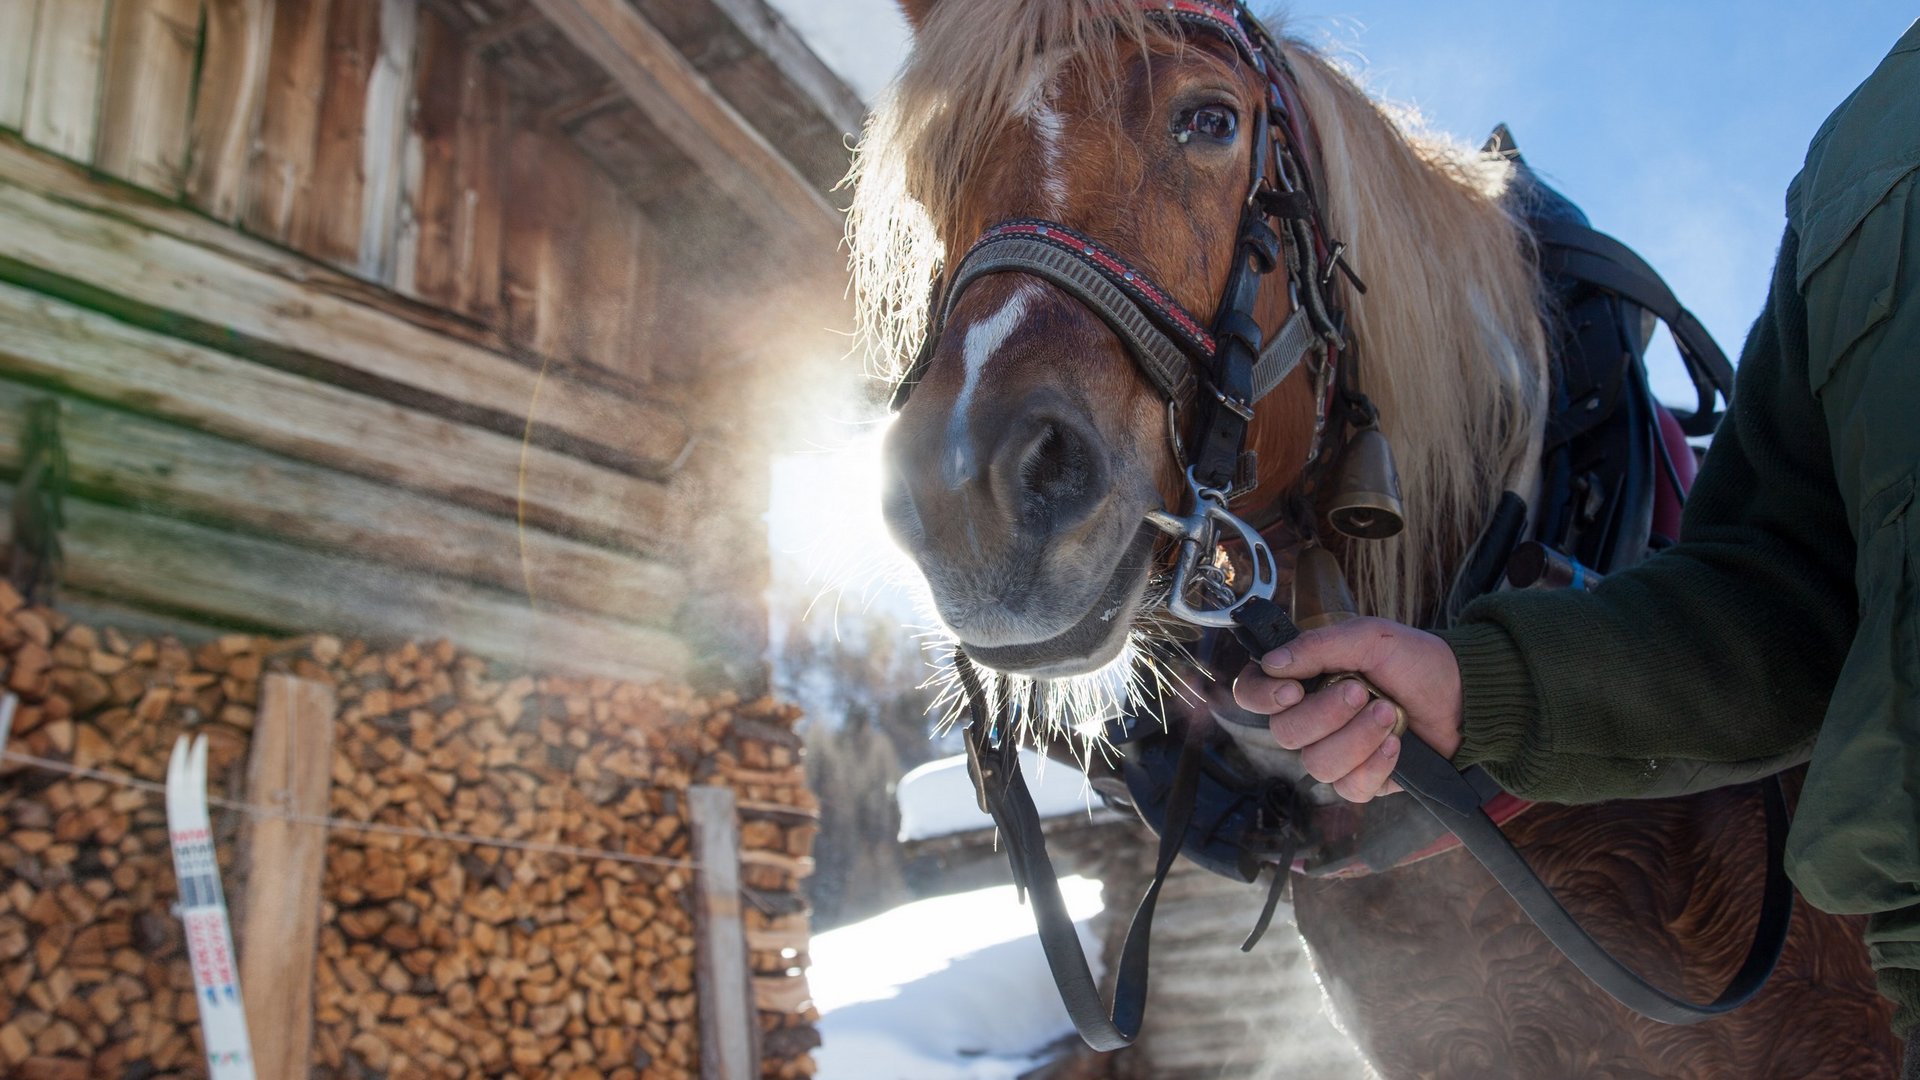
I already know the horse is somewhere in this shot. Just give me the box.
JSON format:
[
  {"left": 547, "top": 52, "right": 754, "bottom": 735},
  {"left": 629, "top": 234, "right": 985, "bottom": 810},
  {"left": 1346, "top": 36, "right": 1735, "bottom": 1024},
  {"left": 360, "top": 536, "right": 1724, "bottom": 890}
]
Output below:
[{"left": 849, "top": 1, "right": 1895, "bottom": 1076}]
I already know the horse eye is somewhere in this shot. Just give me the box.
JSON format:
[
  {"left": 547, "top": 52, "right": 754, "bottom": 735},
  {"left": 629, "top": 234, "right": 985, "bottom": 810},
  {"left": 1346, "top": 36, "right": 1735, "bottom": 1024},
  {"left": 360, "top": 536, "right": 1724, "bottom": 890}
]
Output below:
[{"left": 1177, "top": 105, "right": 1238, "bottom": 144}]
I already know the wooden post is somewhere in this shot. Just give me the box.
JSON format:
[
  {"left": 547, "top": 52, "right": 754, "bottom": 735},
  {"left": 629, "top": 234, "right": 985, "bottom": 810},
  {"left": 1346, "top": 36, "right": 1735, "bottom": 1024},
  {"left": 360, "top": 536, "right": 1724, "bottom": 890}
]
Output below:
[
  {"left": 688, "top": 784, "right": 761, "bottom": 1080},
  {"left": 238, "top": 674, "right": 337, "bottom": 1080}
]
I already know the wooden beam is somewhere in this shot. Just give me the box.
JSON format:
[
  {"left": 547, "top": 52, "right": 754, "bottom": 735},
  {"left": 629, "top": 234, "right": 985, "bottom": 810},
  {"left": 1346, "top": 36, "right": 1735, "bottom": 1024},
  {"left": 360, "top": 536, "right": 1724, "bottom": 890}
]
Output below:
[
  {"left": 0, "top": 280, "right": 692, "bottom": 559},
  {"left": 186, "top": 0, "right": 277, "bottom": 221},
  {"left": 394, "top": 6, "right": 509, "bottom": 324},
  {"left": 463, "top": 5, "right": 545, "bottom": 51},
  {"left": 20, "top": 0, "right": 108, "bottom": 162},
  {"left": 0, "top": 378, "right": 687, "bottom": 625},
  {"left": 0, "top": 0, "right": 40, "bottom": 132},
  {"left": 0, "top": 484, "right": 694, "bottom": 682},
  {"left": 238, "top": 674, "right": 336, "bottom": 1080},
  {"left": 0, "top": 141, "right": 693, "bottom": 477},
  {"left": 244, "top": 0, "right": 334, "bottom": 243},
  {"left": 688, "top": 785, "right": 762, "bottom": 1080},
  {"left": 96, "top": 0, "right": 203, "bottom": 195},
  {"left": 540, "top": 81, "right": 625, "bottom": 131},
  {"left": 357, "top": 0, "right": 419, "bottom": 284},
  {"left": 526, "top": 0, "right": 840, "bottom": 249},
  {"left": 701, "top": 0, "right": 865, "bottom": 139}
]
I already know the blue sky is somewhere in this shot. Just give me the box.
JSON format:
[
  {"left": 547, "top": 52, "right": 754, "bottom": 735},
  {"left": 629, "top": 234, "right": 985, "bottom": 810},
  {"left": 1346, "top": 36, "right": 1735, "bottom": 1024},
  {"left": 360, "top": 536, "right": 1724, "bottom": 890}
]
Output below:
[{"left": 770, "top": 0, "right": 1915, "bottom": 403}]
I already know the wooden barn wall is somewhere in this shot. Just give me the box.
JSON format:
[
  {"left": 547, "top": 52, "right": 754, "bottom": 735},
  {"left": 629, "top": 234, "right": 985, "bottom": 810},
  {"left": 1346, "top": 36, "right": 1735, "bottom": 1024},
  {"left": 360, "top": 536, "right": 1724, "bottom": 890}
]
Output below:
[{"left": 0, "top": 0, "right": 848, "bottom": 688}]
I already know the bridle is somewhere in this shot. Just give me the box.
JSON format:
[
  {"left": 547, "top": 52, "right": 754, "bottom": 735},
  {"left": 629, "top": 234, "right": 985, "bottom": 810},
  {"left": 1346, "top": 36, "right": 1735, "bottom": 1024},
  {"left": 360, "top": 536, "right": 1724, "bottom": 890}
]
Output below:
[
  {"left": 891, "top": 1, "right": 1366, "bottom": 617},
  {"left": 884, "top": 0, "right": 1789, "bottom": 1054}
]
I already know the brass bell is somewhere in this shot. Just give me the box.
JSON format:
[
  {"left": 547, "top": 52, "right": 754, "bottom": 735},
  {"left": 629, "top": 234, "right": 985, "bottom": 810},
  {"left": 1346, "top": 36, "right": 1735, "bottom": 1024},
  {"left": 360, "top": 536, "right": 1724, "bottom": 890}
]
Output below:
[
  {"left": 1327, "top": 424, "right": 1406, "bottom": 540},
  {"left": 1292, "top": 544, "right": 1359, "bottom": 631}
]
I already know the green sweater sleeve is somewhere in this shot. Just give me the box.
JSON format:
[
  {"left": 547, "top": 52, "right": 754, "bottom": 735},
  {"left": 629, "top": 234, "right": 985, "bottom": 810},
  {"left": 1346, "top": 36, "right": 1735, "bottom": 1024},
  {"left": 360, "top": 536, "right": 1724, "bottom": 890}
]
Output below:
[{"left": 1437, "top": 225, "right": 1857, "bottom": 803}]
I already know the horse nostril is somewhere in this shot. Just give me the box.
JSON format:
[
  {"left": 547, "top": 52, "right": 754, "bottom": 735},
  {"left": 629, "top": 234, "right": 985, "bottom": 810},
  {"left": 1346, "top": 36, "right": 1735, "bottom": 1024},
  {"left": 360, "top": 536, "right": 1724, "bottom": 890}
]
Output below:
[{"left": 1007, "top": 415, "right": 1106, "bottom": 529}]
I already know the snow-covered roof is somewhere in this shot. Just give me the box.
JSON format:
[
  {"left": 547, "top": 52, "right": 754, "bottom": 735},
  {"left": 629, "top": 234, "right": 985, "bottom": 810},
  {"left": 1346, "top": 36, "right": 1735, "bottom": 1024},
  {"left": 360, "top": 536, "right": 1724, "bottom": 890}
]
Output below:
[
  {"left": 896, "top": 751, "right": 1099, "bottom": 843},
  {"left": 811, "top": 876, "right": 1105, "bottom": 1078}
]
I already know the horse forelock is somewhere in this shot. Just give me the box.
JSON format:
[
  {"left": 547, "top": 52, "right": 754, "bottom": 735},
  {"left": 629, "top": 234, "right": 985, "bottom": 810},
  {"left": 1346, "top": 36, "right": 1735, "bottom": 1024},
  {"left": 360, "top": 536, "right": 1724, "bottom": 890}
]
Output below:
[{"left": 847, "top": 0, "right": 1159, "bottom": 387}]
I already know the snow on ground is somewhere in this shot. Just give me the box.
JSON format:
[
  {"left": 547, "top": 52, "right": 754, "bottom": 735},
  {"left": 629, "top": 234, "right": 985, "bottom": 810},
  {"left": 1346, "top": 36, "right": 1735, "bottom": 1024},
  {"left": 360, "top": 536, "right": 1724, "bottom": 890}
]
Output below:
[
  {"left": 896, "top": 752, "right": 1098, "bottom": 842},
  {"left": 811, "top": 877, "right": 1104, "bottom": 1079}
]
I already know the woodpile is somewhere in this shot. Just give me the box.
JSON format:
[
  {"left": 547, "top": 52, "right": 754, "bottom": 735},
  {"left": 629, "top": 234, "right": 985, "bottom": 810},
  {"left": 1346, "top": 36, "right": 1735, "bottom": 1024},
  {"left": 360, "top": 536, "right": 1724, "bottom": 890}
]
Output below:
[{"left": 0, "top": 590, "right": 819, "bottom": 1078}]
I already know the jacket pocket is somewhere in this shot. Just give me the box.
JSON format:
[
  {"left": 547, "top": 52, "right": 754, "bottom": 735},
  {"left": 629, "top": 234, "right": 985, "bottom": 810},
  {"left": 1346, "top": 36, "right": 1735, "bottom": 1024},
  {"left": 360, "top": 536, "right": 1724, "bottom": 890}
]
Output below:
[{"left": 1806, "top": 171, "right": 1910, "bottom": 396}]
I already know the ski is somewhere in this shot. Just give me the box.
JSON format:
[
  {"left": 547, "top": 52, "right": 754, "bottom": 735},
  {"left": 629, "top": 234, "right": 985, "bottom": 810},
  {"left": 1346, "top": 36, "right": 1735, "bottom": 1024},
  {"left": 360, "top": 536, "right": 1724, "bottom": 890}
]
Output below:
[{"left": 165, "top": 733, "right": 257, "bottom": 1080}]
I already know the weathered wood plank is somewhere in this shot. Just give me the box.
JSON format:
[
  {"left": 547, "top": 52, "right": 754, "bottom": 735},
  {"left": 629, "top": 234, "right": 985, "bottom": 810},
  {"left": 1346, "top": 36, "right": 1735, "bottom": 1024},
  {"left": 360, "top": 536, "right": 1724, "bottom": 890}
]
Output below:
[
  {"left": 0, "top": 378, "right": 686, "bottom": 624},
  {"left": 0, "top": 280, "right": 691, "bottom": 559},
  {"left": 358, "top": 0, "right": 418, "bottom": 283},
  {"left": 451, "top": 41, "right": 507, "bottom": 324},
  {"left": 0, "top": 131, "right": 524, "bottom": 367},
  {"left": 501, "top": 124, "right": 579, "bottom": 364},
  {"left": 294, "top": 0, "right": 379, "bottom": 267},
  {"left": 500, "top": 123, "right": 656, "bottom": 378},
  {"left": 245, "top": 0, "right": 336, "bottom": 242},
  {"left": 0, "top": 0, "right": 40, "bottom": 132},
  {"left": 21, "top": 0, "right": 109, "bottom": 162},
  {"left": 525, "top": 0, "right": 839, "bottom": 249},
  {"left": 0, "top": 485, "right": 694, "bottom": 681},
  {"left": 689, "top": 785, "right": 763, "bottom": 1080},
  {"left": 0, "top": 144, "right": 694, "bottom": 475},
  {"left": 187, "top": 0, "right": 278, "bottom": 221},
  {"left": 570, "top": 164, "right": 654, "bottom": 381},
  {"left": 39, "top": 587, "right": 228, "bottom": 644},
  {"left": 395, "top": 7, "right": 459, "bottom": 305},
  {"left": 96, "top": 0, "right": 204, "bottom": 195},
  {"left": 238, "top": 674, "right": 336, "bottom": 1080}
]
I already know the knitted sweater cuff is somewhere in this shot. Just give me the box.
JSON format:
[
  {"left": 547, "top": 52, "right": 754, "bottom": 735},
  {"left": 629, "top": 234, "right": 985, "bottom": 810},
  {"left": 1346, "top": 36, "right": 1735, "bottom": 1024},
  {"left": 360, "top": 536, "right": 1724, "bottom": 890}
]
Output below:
[
  {"left": 1437, "top": 621, "right": 1539, "bottom": 771},
  {"left": 1879, "top": 966, "right": 1920, "bottom": 1034}
]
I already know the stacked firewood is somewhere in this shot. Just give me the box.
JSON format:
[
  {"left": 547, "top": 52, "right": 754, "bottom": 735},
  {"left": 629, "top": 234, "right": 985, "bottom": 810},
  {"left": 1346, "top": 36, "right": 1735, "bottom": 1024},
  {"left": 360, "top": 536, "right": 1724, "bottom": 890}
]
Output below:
[
  {"left": 0, "top": 591, "right": 820, "bottom": 1079},
  {"left": 312, "top": 644, "right": 821, "bottom": 1077},
  {"left": 0, "top": 592, "right": 268, "bottom": 1078}
]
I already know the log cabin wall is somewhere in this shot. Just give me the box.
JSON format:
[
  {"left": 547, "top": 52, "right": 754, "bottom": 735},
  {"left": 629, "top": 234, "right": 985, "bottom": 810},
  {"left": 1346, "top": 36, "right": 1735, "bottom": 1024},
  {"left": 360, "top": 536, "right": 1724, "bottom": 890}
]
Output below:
[{"left": 0, "top": 0, "right": 859, "bottom": 690}]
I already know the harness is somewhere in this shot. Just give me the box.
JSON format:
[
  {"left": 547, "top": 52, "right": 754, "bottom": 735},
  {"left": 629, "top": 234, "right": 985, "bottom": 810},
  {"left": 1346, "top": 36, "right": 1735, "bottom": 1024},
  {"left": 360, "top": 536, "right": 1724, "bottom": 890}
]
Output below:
[{"left": 890, "top": 0, "right": 1781, "bottom": 1053}]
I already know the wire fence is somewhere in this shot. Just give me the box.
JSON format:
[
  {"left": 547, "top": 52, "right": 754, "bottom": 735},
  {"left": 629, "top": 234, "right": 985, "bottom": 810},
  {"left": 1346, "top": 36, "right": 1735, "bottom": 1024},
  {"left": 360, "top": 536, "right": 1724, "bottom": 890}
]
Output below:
[{"left": 0, "top": 746, "right": 704, "bottom": 872}]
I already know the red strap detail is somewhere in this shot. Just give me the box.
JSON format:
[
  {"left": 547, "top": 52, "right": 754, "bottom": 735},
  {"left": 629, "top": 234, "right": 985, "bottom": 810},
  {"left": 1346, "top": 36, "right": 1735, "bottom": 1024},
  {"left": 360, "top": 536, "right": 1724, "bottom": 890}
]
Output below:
[
  {"left": 968, "top": 220, "right": 1218, "bottom": 356},
  {"left": 1146, "top": 0, "right": 1259, "bottom": 62},
  {"left": 1653, "top": 406, "right": 1697, "bottom": 538}
]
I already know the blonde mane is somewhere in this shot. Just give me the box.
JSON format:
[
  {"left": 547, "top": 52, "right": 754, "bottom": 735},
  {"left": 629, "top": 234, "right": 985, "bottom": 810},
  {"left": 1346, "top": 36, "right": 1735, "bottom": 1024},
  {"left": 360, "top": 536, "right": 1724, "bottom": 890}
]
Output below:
[{"left": 847, "top": 3, "right": 1549, "bottom": 625}]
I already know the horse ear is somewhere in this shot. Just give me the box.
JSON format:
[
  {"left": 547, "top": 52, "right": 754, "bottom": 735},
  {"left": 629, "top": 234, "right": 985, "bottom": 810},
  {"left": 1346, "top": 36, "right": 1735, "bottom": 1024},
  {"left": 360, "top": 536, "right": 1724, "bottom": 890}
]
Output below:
[{"left": 896, "top": 0, "right": 936, "bottom": 32}]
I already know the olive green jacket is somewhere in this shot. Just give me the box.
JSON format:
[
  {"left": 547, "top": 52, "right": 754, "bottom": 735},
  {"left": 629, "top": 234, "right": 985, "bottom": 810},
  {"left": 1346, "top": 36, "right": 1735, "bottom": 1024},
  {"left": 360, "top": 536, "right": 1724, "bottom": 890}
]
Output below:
[{"left": 1441, "top": 19, "right": 1920, "bottom": 1026}]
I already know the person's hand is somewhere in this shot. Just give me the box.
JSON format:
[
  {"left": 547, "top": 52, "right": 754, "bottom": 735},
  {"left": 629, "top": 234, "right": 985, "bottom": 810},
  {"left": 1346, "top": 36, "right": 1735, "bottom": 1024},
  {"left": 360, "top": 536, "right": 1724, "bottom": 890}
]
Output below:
[{"left": 1231, "top": 617, "right": 1465, "bottom": 803}]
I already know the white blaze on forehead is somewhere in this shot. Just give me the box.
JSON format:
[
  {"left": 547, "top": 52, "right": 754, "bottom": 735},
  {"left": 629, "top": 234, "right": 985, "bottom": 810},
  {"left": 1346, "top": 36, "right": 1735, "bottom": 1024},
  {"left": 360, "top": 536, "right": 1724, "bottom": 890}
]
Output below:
[
  {"left": 1032, "top": 100, "right": 1068, "bottom": 213},
  {"left": 1014, "top": 56, "right": 1068, "bottom": 214},
  {"left": 946, "top": 285, "right": 1038, "bottom": 486}
]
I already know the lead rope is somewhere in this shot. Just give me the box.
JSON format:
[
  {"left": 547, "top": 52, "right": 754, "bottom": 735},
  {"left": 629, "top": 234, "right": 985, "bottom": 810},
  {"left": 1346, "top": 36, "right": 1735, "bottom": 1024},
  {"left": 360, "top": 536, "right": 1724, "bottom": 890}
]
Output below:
[
  {"left": 1226, "top": 594, "right": 1797, "bottom": 1026},
  {"left": 953, "top": 647, "right": 1201, "bottom": 1051}
]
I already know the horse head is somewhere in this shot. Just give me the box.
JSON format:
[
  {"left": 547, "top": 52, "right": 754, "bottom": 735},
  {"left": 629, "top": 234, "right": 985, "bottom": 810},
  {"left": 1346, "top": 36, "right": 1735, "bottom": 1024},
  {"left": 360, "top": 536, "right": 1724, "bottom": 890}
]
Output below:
[{"left": 856, "top": 0, "right": 1550, "bottom": 697}]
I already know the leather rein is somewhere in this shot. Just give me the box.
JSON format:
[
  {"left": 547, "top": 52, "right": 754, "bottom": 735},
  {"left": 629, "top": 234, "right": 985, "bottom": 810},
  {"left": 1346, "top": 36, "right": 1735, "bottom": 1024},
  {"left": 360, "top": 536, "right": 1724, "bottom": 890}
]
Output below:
[{"left": 889, "top": 0, "right": 1791, "bottom": 1052}]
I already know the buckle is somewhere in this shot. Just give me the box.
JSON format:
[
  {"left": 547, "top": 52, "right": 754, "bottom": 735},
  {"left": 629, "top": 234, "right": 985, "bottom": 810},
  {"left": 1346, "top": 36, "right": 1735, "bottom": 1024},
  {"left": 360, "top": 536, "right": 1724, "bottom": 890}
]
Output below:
[
  {"left": 1143, "top": 468, "right": 1279, "bottom": 629},
  {"left": 1212, "top": 384, "right": 1255, "bottom": 422}
]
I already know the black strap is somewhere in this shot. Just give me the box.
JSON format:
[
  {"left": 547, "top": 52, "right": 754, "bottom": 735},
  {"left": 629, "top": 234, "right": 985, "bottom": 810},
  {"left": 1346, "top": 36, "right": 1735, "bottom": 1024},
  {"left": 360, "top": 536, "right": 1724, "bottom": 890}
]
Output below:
[
  {"left": 944, "top": 232, "right": 1201, "bottom": 407},
  {"left": 1533, "top": 220, "right": 1735, "bottom": 436},
  {"left": 1229, "top": 596, "right": 1793, "bottom": 1025},
  {"left": 953, "top": 649, "right": 1200, "bottom": 1051}
]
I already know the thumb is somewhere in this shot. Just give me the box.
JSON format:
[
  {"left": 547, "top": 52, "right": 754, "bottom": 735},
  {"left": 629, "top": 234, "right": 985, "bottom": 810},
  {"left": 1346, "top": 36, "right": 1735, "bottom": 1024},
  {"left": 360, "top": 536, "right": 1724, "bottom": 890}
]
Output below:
[{"left": 1258, "top": 619, "right": 1384, "bottom": 680}]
